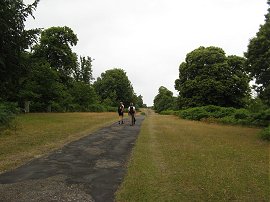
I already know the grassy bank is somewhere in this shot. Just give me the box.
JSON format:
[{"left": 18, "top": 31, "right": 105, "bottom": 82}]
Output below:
[
  {"left": 116, "top": 110, "right": 269, "bottom": 201},
  {"left": 0, "top": 112, "right": 118, "bottom": 173}
]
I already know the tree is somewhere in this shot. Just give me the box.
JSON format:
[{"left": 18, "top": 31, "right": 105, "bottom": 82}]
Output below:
[
  {"left": 154, "top": 86, "right": 176, "bottom": 112},
  {"left": 135, "top": 95, "right": 144, "bottom": 108},
  {"left": 0, "top": 0, "right": 39, "bottom": 101},
  {"left": 19, "top": 60, "right": 68, "bottom": 112},
  {"left": 93, "top": 68, "right": 135, "bottom": 106},
  {"left": 74, "top": 56, "right": 94, "bottom": 84},
  {"left": 33, "top": 26, "right": 78, "bottom": 83},
  {"left": 69, "top": 81, "right": 97, "bottom": 110},
  {"left": 175, "top": 46, "right": 250, "bottom": 108},
  {"left": 245, "top": 1, "right": 270, "bottom": 106}
]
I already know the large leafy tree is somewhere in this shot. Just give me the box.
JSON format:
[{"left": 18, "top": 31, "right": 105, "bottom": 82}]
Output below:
[
  {"left": 93, "top": 68, "right": 135, "bottom": 106},
  {"left": 0, "top": 0, "right": 39, "bottom": 101},
  {"left": 21, "top": 26, "right": 98, "bottom": 112},
  {"left": 154, "top": 86, "right": 176, "bottom": 112},
  {"left": 175, "top": 46, "right": 250, "bottom": 108},
  {"left": 19, "top": 60, "right": 68, "bottom": 112},
  {"left": 33, "top": 26, "right": 78, "bottom": 83},
  {"left": 245, "top": 1, "right": 270, "bottom": 106}
]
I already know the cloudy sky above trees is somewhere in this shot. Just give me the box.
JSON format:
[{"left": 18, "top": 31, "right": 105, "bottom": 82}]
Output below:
[{"left": 24, "top": 0, "right": 267, "bottom": 106}]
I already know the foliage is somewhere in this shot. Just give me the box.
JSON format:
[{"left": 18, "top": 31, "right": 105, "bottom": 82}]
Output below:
[
  {"left": 19, "top": 61, "right": 69, "bottom": 112},
  {"left": 177, "top": 105, "right": 270, "bottom": 127},
  {"left": 0, "top": 2, "right": 143, "bottom": 113},
  {"left": 246, "top": 98, "right": 269, "bottom": 113},
  {"left": 0, "top": 102, "right": 18, "bottom": 129},
  {"left": 33, "top": 26, "right": 78, "bottom": 82},
  {"left": 260, "top": 125, "right": 270, "bottom": 141},
  {"left": 134, "top": 95, "right": 144, "bottom": 108},
  {"left": 19, "top": 27, "right": 100, "bottom": 112},
  {"left": 0, "top": 0, "right": 40, "bottom": 101},
  {"left": 74, "top": 56, "right": 94, "bottom": 84},
  {"left": 245, "top": 1, "right": 270, "bottom": 106},
  {"left": 93, "top": 68, "right": 135, "bottom": 107},
  {"left": 175, "top": 46, "right": 250, "bottom": 108},
  {"left": 69, "top": 81, "right": 97, "bottom": 109},
  {"left": 153, "top": 86, "right": 176, "bottom": 113}
]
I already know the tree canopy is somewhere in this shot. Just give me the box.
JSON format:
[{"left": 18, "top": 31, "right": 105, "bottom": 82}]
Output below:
[
  {"left": 153, "top": 86, "right": 176, "bottom": 112},
  {"left": 0, "top": 0, "right": 39, "bottom": 101},
  {"left": 245, "top": 0, "right": 270, "bottom": 106},
  {"left": 175, "top": 46, "right": 250, "bottom": 108},
  {"left": 94, "top": 68, "right": 135, "bottom": 107},
  {"left": 33, "top": 26, "right": 78, "bottom": 82}
]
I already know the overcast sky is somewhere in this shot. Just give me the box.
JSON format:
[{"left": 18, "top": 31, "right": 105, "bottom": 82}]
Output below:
[{"left": 24, "top": 0, "right": 267, "bottom": 106}]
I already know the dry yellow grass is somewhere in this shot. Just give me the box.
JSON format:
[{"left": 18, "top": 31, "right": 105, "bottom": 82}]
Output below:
[
  {"left": 0, "top": 112, "right": 118, "bottom": 173},
  {"left": 116, "top": 110, "right": 269, "bottom": 201}
]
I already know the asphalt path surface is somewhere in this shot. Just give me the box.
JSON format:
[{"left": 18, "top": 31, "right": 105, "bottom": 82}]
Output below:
[{"left": 0, "top": 115, "right": 145, "bottom": 202}]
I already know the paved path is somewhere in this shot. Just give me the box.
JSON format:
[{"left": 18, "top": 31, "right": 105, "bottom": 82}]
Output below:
[{"left": 0, "top": 115, "right": 145, "bottom": 202}]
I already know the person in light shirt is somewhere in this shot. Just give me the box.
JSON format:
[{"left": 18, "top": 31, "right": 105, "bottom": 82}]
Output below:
[{"left": 118, "top": 102, "right": 124, "bottom": 124}]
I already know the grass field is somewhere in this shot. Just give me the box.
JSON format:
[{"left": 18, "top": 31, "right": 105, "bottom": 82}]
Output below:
[
  {"left": 116, "top": 110, "right": 269, "bottom": 201},
  {"left": 0, "top": 112, "right": 118, "bottom": 173}
]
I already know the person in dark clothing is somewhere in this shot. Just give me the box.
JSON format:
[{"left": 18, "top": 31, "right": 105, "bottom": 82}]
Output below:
[
  {"left": 128, "top": 103, "right": 136, "bottom": 126},
  {"left": 118, "top": 102, "right": 124, "bottom": 124}
]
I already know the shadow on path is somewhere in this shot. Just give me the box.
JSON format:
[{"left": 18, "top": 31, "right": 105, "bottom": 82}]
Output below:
[{"left": 0, "top": 115, "right": 145, "bottom": 202}]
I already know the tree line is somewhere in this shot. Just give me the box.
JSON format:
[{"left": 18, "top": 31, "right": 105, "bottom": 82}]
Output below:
[
  {"left": 0, "top": 0, "right": 145, "bottom": 115},
  {"left": 153, "top": 1, "right": 270, "bottom": 140}
]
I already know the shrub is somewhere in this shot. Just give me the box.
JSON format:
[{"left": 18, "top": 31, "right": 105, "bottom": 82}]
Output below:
[
  {"left": 260, "top": 126, "right": 270, "bottom": 141},
  {"left": 246, "top": 98, "right": 268, "bottom": 113},
  {"left": 88, "top": 104, "right": 106, "bottom": 112},
  {"left": 202, "top": 105, "right": 236, "bottom": 118},
  {"left": 179, "top": 107, "right": 209, "bottom": 120},
  {"left": 105, "top": 106, "right": 117, "bottom": 112},
  {"left": 179, "top": 105, "right": 237, "bottom": 121},
  {"left": 250, "top": 109, "right": 270, "bottom": 127},
  {"left": 51, "top": 102, "right": 65, "bottom": 112},
  {"left": 0, "top": 102, "right": 19, "bottom": 129},
  {"left": 160, "top": 105, "right": 269, "bottom": 128},
  {"left": 234, "top": 109, "right": 250, "bottom": 119}
]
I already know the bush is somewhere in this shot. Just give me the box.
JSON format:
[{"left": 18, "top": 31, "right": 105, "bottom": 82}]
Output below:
[
  {"left": 260, "top": 126, "right": 270, "bottom": 141},
  {"left": 0, "top": 102, "right": 19, "bottom": 129},
  {"left": 30, "top": 102, "right": 47, "bottom": 112},
  {"left": 88, "top": 104, "right": 106, "bottom": 112},
  {"left": 203, "top": 105, "right": 236, "bottom": 118},
  {"left": 234, "top": 109, "right": 250, "bottom": 119},
  {"left": 177, "top": 105, "right": 270, "bottom": 127},
  {"left": 178, "top": 105, "right": 237, "bottom": 121},
  {"left": 105, "top": 106, "right": 117, "bottom": 112},
  {"left": 250, "top": 109, "right": 270, "bottom": 127},
  {"left": 51, "top": 102, "right": 65, "bottom": 112},
  {"left": 179, "top": 107, "right": 209, "bottom": 120}
]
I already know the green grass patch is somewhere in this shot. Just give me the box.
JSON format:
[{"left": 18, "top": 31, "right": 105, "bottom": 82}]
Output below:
[
  {"left": 116, "top": 112, "right": 269, "bottom": 201},
  {"left": 0, "top": 112, "right": 118, "bottom": 173}
]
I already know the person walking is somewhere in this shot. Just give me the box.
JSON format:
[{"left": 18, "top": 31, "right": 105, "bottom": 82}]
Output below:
[
  {"left": 128, "top": 103, "right": 136, "bottom": 126},
  {"left": 118, "top": 102, "right": 124, "bottom": 124}
]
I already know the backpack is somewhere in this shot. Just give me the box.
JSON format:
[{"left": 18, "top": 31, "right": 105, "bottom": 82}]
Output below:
[
  {"left": 118, "top": 105, "right": 123, "bottom": 113},
  {"left": 129, "top": 106, "right": 135, "bottom": 114}
]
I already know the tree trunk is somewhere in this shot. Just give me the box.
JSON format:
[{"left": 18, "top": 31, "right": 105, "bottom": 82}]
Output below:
[
  {"left": 24, "top": 101, "right": 30, "bottom": 113},
  {"left": 47, "top": 105, "right": 52, "bottom": 112}
]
